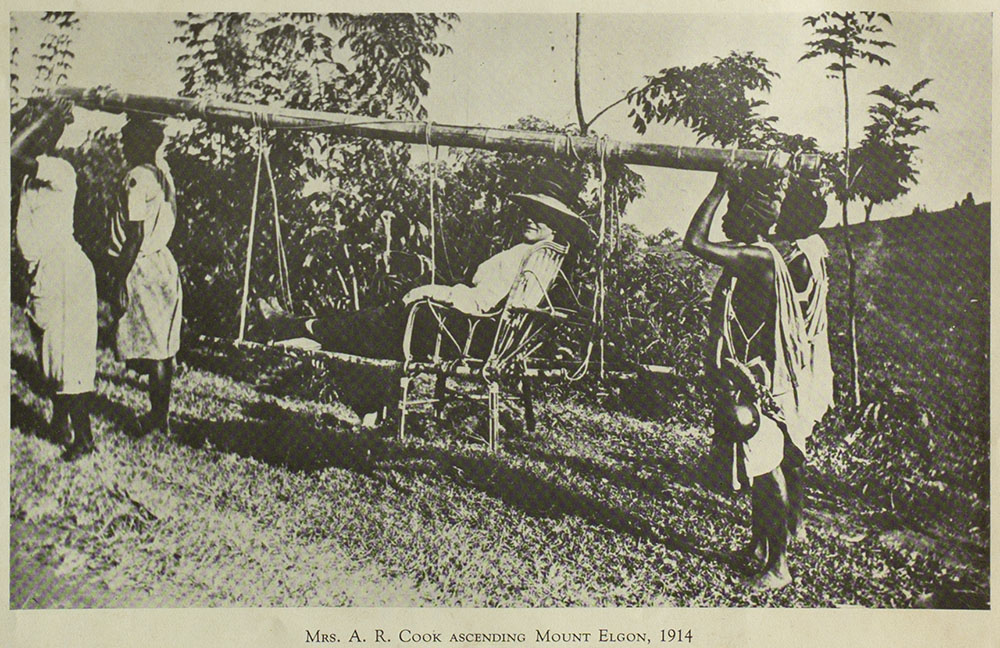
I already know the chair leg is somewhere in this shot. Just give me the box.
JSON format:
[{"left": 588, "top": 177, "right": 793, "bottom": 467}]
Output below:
[
  {"left": 487, "top": 380, "right": 500, "bottom": 452},
  {"left": 522, "top": 376, "right": 536, "bottom": 433},
  {"left": 399, "top": 375, "right": 411, "bottom": 441},
  {"left": 433, "top": 373, "right": 448, "bottom": 421}
]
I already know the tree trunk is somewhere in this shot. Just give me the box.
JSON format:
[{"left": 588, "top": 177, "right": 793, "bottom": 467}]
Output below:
[
  {"left": 574, "top": 13, "right": 587, "bottom": 135},
  {"left": 863, "top": 201, "right": 874, "bottom": 222},
  {"left": 842, "top": 67, "right": 861, "bottom": 407}
]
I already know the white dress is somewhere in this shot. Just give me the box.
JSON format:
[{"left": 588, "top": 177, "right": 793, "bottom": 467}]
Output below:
[
  {"left": 110, "top": 162, "right": 182, "bottom": 361},
  {"left": 17, "top": 156, "right": 97, "bottom": 394}
]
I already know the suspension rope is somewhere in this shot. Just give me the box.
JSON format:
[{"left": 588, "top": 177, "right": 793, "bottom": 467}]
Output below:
[
  {"left": 763, "top": 149, "right": 776, "bottom": 170},
  {"left": 597, "top": 135, "right": 608, "bottom": 379},
  {"left": 262, "top": 138, "right": 292, "bottom": 309},
  {"left": 564, "top": 132, "right": 582, "bottom": 161},
  {"left": 426, "top": 122, "right": 438, "bottom": 284},
  {"left": 237, "top": 116, "right": 265, "bottom": 343},
  {"left": 567, "top": 136, "right": 610, "bottom": 382}
]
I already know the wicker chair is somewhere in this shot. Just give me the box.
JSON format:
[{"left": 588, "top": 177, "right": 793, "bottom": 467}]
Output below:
[{"left": 398, "top": 240, "right": 572, "bottom": 450}]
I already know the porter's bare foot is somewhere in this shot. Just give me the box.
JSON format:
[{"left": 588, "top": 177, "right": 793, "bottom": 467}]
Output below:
[
  {"left": 61, "top": 438, "right": 96, "bottom": 462},
  {"left": 135, "top": 412, "right": 169, "bottom": 437},
  {"left": 746, "top": 566, "right": 793, "bottom": 591},
  {"left": 735, "top": 541, "right": 767, "bottom": 567}
]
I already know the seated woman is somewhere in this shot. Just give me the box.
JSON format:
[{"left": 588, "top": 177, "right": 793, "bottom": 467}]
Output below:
[
  {"left": 683, "top": 161, "right": 833, "bottom": 590},
  {"left": 260, "top": 185, "right": 592, "bottom": 361}
]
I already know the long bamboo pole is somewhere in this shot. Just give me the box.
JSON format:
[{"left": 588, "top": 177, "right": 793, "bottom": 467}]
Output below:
[{"left": 56, "top": 87, "right": 822, "bottom": 174}]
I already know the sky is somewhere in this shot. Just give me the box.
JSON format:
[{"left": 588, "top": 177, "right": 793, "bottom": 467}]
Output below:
[{"left": 10, "top": 11, "right": 992, "bottom": 236}]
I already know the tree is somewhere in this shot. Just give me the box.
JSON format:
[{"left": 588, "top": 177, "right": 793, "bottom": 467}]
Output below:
[
  {"left": 800, "top": 11, "right": 894, "bottom": 407},
  {"left": 9, "top": 12, "right": 79, "bottom": 109},
  {"left": 169, "top": 13, "right": 458, "bottom": 335},
  {"left": 851, "top": 79, "right": 937, "bottom": 221},
  {"left": 10, "top": 17, "right": 19, "bottom": 108},
  {"left": 617, "top": 48, "right": 821, "bottom": 160},
  {"left": 626, "top": 51, "right": 780, "bottom": 146}
]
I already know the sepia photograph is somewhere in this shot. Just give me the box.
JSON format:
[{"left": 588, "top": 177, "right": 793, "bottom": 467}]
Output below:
[{"left": 5, "top": 5, "right": 993, "bottom": 646}]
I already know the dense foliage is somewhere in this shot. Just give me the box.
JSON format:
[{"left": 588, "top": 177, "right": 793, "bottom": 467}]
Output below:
[
  {"left": 164, "top": 13, "right": 459, "bottom": 335},
  {"left": 627, "top": 51, "right": 780, "bottom": 145}
]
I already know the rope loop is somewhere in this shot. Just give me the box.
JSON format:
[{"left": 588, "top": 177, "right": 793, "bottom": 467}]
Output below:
[
  {"left": 790, "top": 150, "right": 804, "bottom": 175},
  {"left": 563, "top": 132, "right": 582, "bottom": 161},
  {"left": 194, "top": 98, "right": 210, "bottom": 120},
  {"left": 763, "top": 149, "right": 776, "bottom": 170},
  {"left": 237, "top": 125, "right": 266, "bottom": 342},
  {"left": 236, "top": 120, "right": 293, "bottom": 341}
]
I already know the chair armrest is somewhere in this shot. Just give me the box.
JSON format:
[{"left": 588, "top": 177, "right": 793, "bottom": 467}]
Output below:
[
  {"left": 410, "top": 296, "right": 502, "bottom": 320},
  {"left": 508, "top": 305, "right": 571, "bottom": 320}
]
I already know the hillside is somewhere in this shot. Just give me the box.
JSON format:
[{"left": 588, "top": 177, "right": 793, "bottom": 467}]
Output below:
[{"left": 9, "top": 204, "right": 989, "bottom": 609}]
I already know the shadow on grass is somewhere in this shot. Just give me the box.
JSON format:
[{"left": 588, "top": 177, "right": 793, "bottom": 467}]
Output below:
[
  {"left": 11, "top": 394, "right": 55, "bottom": 443},
  {"left": 91, "top": 391, "right": 143, "bottom": 436},
  {"left": 178, "top": 342, "right": 398, "bottom": 419},
  {"left": 11, "top": 351, "right": 50, "bottom": 397},
  {"left": 382, "top": 430, "right": 742, "bottom": 571},
  {"left": 463, "top": 450, "right": 737, "bottom": 569},
  {"left": 95, "top": 365, "right": 148, "bottom": 392},
  {"left": 174, "top": 399, "right": 387, "bottom": 474},
  {"left": 516, "top": 443, "right": 744, "bottom": 529},
  {"left": 177, "top": 343, "right": 267, "bottom": 387},
  {"left": 171, "top": 392, "right": 738, "bottom": 569}
]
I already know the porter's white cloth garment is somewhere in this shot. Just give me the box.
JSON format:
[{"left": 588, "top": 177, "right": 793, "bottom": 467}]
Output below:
[
  {"left": 766, "top": 234, "right": 834, "bottom": 453},
  {"left": 721, "top": 234, "right": 834, "bottom": 481},
  {"left": 113, "top": 162, "right": 182, "bottom": 360},
  {"left": 17, "top": 155, "right": 97, "bottom": 394}
]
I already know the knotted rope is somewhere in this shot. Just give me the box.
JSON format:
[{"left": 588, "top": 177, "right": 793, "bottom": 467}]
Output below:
[
  {"left": 426, "top": 121, "right": 439, "bottom": 284},
  {"left": 237, "top": 114, "right": 292, "bottom": 342},
  {"left": 568, "top": 135, "right": 610, "bottom": 382}
]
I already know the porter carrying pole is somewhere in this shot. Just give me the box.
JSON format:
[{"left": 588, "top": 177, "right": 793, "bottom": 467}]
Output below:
[{"left": 56, "top": 87, "right": 822, "bottom": 174}]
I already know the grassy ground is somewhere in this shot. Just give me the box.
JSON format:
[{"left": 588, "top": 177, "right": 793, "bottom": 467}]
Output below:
[{"left": 9, "top": 205, "right": 989, "bottom": 608}]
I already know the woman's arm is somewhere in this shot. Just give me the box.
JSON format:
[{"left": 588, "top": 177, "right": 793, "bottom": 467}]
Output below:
[
  {"left": 11, "top": 118, "right": 44, "bottom": 176},
  {"left": 683, "top": 163, "right": 773, "bottom": 281},
  {"left": 11, "top": 100, "right": 73, "bottom": 175},
  {"left": 112, "top": 221, "right": 144, "bottom": 319},
  {"left": 112, "top": 172, "right": 149, "bottom": 319}
]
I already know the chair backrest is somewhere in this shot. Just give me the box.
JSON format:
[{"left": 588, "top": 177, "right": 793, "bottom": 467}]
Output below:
[
  {"left": 504, "top": 240, "right": 569, "bottom": 311},
  {"left": 485, "top": 240, "right": 570, "bottom": 370}
]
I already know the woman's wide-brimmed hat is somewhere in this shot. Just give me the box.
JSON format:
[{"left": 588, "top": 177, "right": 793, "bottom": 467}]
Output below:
[
  {"left": 509, "top": 171, "right": 595, "bottom": 247},
  {"left": 120, "top": 114, "right": 166, "bottom": 150}
]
